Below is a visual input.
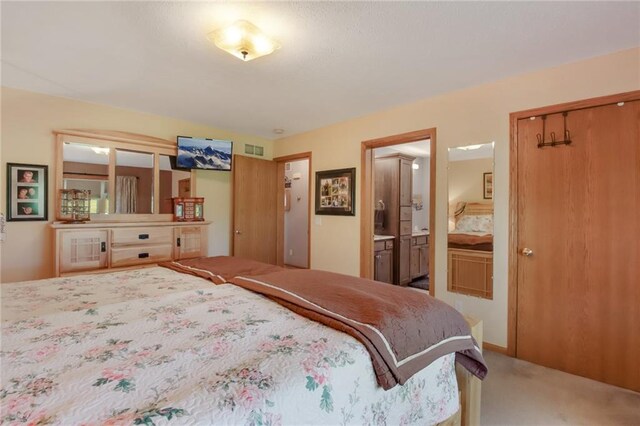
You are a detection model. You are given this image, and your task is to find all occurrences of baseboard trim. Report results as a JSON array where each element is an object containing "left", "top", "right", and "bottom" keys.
[{"left": 483, "top": 342, "right": 509, "bottom": 355}]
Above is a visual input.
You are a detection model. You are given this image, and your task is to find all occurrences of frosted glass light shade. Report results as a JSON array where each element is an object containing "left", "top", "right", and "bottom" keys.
[{"left": 208, "top": 20, "right": 280, "bottom": 62}]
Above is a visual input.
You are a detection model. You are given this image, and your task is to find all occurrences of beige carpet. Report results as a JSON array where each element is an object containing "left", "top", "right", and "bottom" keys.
[{"left": 481, "top": 351, "right": 640, "bottom": 425}]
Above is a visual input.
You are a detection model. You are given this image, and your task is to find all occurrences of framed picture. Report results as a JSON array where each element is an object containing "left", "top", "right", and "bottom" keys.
[
  {"left": 483, "top": 172, "right": 493, "bottom": 200},
  {"left": 315, "top": 168, "right": 356, "bottom": 216},
  {"left": 6, "top": 163, "right": 48, "bottom": 221}
]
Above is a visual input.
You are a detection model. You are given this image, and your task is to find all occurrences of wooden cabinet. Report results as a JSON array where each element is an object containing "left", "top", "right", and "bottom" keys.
[
  {"left": 398, "top": 236, "right": 412, "bottom": 284},
  {"left": 174, "top": 226, "right": 207, "bottom": 260},
  {"left": 59, "top": 229, "right": 108, "bottom": 273},
  {"left": 373, "top": 239, "right": 394, "bottom": 284},
  {"left": 410, "top": 235, "right": 429, "bottom": 280},
  {"left": 374, "top": 154, "right": 415, "bottom": 286},
  {"left": 52, "top": 222, "right": 209, "bottom": 276}
]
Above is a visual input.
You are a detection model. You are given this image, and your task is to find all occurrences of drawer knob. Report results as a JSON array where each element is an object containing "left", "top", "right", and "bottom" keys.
[
  {"left": 138, "top": 253, "right": 149, "bottom": 259},
  {"left": 138, "top": 234, "right": 149, "bottom": 240}
]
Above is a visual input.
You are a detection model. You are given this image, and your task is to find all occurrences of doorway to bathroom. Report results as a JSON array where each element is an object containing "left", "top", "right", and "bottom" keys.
[{"left": 360, "top": 129, "right": 436, "bottom": 295}]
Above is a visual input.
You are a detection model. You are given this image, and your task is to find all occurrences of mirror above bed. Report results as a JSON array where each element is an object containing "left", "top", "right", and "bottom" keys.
[{"left": 447, "top": 142, "right": 494, "bottom": 299}]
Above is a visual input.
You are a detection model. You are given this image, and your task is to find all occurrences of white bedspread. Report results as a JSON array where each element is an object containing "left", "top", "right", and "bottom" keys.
[{"left": 1, "top": 267, "right": 458, "bottom": 425}]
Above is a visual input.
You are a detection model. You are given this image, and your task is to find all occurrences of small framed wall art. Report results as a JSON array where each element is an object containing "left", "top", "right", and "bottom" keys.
[
  {"left": 6, "top": 163, "right": 48, "bottom": 221},
  {"left": 315, "top": 167, "right": 355, "bottom": 216},
  {"left": 483, "top": 172, "right": 493, "bottom": 200}
]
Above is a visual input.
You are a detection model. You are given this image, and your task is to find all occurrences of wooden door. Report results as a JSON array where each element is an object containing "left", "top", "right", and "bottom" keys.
[
  {"left": 374, "top": 249, "right": 393, "bottom": 284},
  {"left": 399, "top": 236, "right": 411, "bottom": 285},
  {"left": 178, "top": 178, "right": 191, "bottom": 197},
  {"left": 516, "top": 100, "right": 640, "bottom": 392},
  {"left": 410, "top": 243, "right": 420, "bottom": 279},
  {"left": 419, "top": 244, "right": 429, "bottom": 277},
  {"left": 232, "top": 155, "right": 278, "bottom": 264},
  {"left": 399, "top": 158, "right": 413, "bottom": 206},
  {"left": 175, "top": 226, "right": 205, "bottom": 260},
  {"left": 59, "top": 230, "right": 108, "bottom": 273}
]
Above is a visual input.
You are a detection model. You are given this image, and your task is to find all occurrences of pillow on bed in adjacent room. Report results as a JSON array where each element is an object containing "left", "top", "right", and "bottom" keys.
[{"left": 455, "top": 214, "right": 493, "bottom": 234}]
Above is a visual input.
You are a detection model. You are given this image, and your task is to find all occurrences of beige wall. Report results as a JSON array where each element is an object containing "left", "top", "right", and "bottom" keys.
[
  {"left": 273, "top": 47, "right": 640, "bottom": 347},
  {"left": 448, "top": 158, "right": 493, "bottom": 206},
  {"left": 0, "top": 87, "right": 273, "bottom": 283}
]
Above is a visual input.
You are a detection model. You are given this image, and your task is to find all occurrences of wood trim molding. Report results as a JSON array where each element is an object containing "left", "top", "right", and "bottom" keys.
[
  {"left": 360, "top": 128, "right": 436, "bottom": 297},
  {"left": 507, "top": 90, "right": 640, "bottom": 358},
  {"left": 274, "top": 152, "right": 312, "bottom": 269},
  {"left": 483, "top": 342, "right": 509, "bottom": 355},
  {"left": 428, "top": 129, "right": 437, "bottom": 298},
  {"left": 273, "top": 151, "right": 312, "bottom": 163},
  {"left": 509, "top": 90, "right": 640, "bottom": 121},
  {"left": 53, "top": 129, "right": 175, "bottom": 149}
]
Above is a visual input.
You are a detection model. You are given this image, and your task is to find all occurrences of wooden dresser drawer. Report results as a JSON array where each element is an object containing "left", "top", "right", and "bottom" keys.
[
  {"left": 111, "top": 244, "right": 173, "bottom": 268},
  {"left": 385, "top": 240, "right": 394, "bottom": 250},
  {"left": 111, "top": 227, "right": 173, "bottom": 246},
  {"left": 374, "top": 241, "right": 386, "bottom": 252},
  {"left": 413, "top": 235, "right": 428, "bottom": 246},
  {"left": 400, "top": 221, "right": 412, "bottom": 236}
]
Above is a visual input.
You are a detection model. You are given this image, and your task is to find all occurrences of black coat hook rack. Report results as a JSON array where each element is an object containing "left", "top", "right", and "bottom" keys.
[{"left": 536, "top": 112, "right": 572, "bottom": 148}]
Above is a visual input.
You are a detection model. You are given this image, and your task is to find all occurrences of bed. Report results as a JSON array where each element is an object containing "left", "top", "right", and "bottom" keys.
[
  {"left": 1, "top": 257, "right": 486, "bottom": 425},
  {"left": 448, "top": 203, "right": 494, "bottom": 299}
]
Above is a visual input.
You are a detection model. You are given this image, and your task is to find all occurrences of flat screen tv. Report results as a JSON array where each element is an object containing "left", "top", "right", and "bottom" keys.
[{"left": 177, "top": 136, "right": 233, "bottom": 171}]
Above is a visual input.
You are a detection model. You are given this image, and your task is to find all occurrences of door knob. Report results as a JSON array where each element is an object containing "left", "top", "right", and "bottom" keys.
[
  {"left": 522, "top": 248, "right": 534, "bottom": 257},
  {"left": 235, "top": 230, "right": 242, "bottom": 235}
]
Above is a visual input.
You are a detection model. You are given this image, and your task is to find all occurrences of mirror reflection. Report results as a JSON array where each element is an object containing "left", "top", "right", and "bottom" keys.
[
  {"left": 115, "top": 149, "right": 154, "bottom": 214},
  {"left": 447, "top": 142, "right": 494, "bottom": 299},
  {"left": 159, "top": 155, "right": 191, "bottom": 214},
  {"left": 62, "top": 143, "right": 110, "bottom": 214}
]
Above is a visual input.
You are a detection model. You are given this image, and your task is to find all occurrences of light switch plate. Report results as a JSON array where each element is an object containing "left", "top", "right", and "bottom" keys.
[{"left": 314, "top": 216, "right": 322, "bottom": 226}]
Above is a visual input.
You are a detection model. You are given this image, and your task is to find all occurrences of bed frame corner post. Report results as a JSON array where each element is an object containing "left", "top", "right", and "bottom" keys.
[{"left": 457, "top": 316, "right": 482, "bottom": 426}]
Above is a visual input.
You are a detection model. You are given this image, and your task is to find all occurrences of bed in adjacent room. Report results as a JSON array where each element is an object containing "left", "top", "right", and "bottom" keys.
[{"left": 1, "top": 257, "right": 485, "bottom": 425}]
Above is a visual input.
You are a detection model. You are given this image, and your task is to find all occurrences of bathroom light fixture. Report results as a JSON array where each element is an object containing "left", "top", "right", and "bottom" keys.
[
  {"left": 208, "top": 20, "right": 280, "bottom": 61},
  {"left": 412, "top": 163, "right": 420, "bottom": 170},
  {"left": 91, "top": 147, "right": 110, "bottom": 155}
]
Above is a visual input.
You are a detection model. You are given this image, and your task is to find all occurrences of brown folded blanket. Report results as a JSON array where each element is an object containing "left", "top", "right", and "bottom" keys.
[
  {"left": 229, "top": 269, "right": 487, "bottom": 390},
  {"left": 159, "top": 256, "right": 285, "bottom": 284}
]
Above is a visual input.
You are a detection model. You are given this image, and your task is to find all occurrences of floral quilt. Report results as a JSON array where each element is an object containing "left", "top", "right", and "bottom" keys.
[{"left": 1, "top": 267, "right": 459, "bottom": 425}]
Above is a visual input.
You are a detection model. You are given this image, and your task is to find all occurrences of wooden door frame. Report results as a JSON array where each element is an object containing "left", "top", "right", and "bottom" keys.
[
  {"left": 507, "top": 90, "right": 640, "bottom": 357},
  {"left": 274, "top": 152, "right": 313, "bottom": 268},
  {"left": 360, "top": 128, "right": 437, "bottom": 297}
]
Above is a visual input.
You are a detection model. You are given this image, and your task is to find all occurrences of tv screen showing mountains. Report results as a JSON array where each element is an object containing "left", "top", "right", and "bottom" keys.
[{"left": 177, "top": 137, "right": 233, "bottom": 170}]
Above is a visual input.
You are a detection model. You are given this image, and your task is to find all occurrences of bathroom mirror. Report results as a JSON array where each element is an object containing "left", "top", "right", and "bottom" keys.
[
  {"left": 447, "top": 142, "right": 494, "bottom": 299},
  {"left": 62, "top": 143, "right": 110, "bottom": 214}
]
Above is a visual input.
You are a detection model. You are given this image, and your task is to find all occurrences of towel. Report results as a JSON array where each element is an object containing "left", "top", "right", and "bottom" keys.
[{"left": 374, "top": 209, "right": 385, "bottom": 229}]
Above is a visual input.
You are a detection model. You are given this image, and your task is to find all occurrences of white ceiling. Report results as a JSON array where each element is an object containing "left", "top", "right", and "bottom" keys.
[
  {"left": 2, "top": 2, "right": 638, "bottom": 140},
  {"left": 375, "top": 140, "right": 430, "bottom": 159}
]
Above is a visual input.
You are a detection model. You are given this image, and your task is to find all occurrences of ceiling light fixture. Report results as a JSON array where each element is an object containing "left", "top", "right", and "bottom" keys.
[
  {"left": 273, "top": 128, "right": 285, "bottom": 135},
  {"left": 208, "top": 20, "right": 280, "bottom": 62},
  {"left": 412, "top": 163, "right": 420, "bottom": 170}
]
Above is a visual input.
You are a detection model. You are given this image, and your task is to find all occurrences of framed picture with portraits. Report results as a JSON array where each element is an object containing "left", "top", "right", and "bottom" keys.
[
  {"left": 6, "top": 163, "right": 48, "bottom": 221},
  {"left": 315, "top": 167, "right": 355, "bottom": 216}
]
